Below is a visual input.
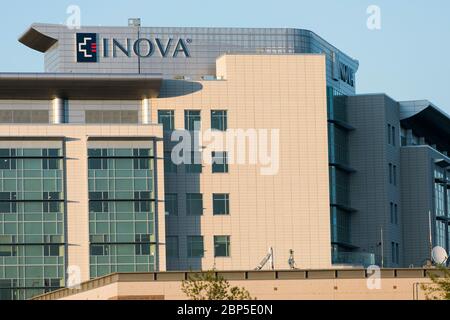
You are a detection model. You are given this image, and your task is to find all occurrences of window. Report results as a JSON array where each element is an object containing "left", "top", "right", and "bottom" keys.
[
  {"left": 391, "top": 242, "right": 400, "bottom": 264},
  {"left": 213, "top": 194, "right": 230, "bottom": 215},
  {"left": 394, "top": 204, "right": 398, "bottom": 225},
  {"left": 393, "top": 165, "right": 397, "bottom": 186},
  {"left": 214, "top": 236, "right": 230, "bottom": 257},
  {"left": 185, "top": 152, "right": 202, "bottom": 173},
  {"left": 391, "top": 242, "right": 396, "bottom": 264},
  {"left": 401, "top": 127, "right": 407, "bottom": 146},
  {"left": 165, "top": 194, "right": 178, "bottom": 216},
  {"left": 388, "top": 164, "right": 392, "bottom": 183},
  {"left": 392, "top": 126, "right": 396, "bottom": 146},
  {"left": 186, "top": 193, "right": 203, "bottom": 216},
  {"left": 0, "top": 245, "right": 16, "bottom": 257},
  {"left": 396, "top": 243, "right": 400, "bottom": 264},
  {"left": 185, "top": 110, "right": 201, "bottom": 131},
  {"left": 44, "top": 245, "right": 59, "bottom": 257},
  {"left": 158, "top": 110, "right": 175, "bottom": 131},
  {"left": 212, "top": 152, "right": 228, "bottom": 173},
  {"left": 42, "top": 158, "right": 59, "bottom": 170},
  {"left": 164, "top": 151, "right": 178, "bottom": 174},
  {"left": 90, "top": 245, "right": 109, "bottom": 256},
  {"left": 135, "top": 234, "right": 151, "bottom": 255},
  {"left": 211, "top": 110, "right": 227, "bottom": 131},
  {"left": 133, "top": 158, "right": 150, "bottom": 170},
  {"left": 89, "top": 158, "right": 108, "bottom": 170},
  {"left": 187, "top": 236, "right": 204, "bottom": 258},
  {"left": 166, "top": 236, "right": 179, "bottom": 258},
  {"left": 388, "top": 124, "right": 392, "bottom": 145},
  {"left": 390, "top": 202, "right": 394, "bottom": 224}
]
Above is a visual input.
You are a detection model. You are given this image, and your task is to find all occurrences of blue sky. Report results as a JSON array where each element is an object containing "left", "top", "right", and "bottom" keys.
[{"left": 2, "top": 0, "right": 450, "bottom": 112}]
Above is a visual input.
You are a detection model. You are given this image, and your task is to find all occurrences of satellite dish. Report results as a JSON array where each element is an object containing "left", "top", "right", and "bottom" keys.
[{"left": 431, "top": 246, "right": 448, "bottom": 265}]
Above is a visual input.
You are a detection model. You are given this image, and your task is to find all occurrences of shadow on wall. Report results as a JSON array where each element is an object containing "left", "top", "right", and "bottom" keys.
[
  {"left": 158, "top": 80, "right": 203, "bottom": 98},
  {"left": 163, "top": 134, "right": 203, "bottom": 272}
]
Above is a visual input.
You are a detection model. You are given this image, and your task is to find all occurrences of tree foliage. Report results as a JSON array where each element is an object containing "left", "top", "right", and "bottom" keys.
[
  {"left": 421, "top": 266, "right": 450, "bottom": 300},
  {"left": 181, "top": 270, "right": 253, "bottom": 300}
]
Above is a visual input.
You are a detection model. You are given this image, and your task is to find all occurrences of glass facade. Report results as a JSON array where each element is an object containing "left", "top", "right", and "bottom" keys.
[
  {"left": 88, "top": 148, "right": 157, "bottom": 278},
  {"left": 327, "top": 87, "right": 356, "bottom": 262},
  {"left": 0, "top": 148, "right": 65, "bottom": 300},
  {"left": 434, "top": 166, "right": 449, "bottom": 251}
]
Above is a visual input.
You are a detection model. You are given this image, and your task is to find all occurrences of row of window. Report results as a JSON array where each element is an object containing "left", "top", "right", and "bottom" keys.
[
  {"left": 165, "top": 193, "right": 230, "bottom": 216},
  {"left": 0, "top": 244, "right": 61, "bottom": 257},
  {"left": 166, "top": 235, "right": 231, "bottom": 258},
  {"left": 164, "top": 151, "right": 229, "bottom": 174},
  {"left": 158, "top": 110, "right": 228, "bottom": 131},
  {"left": 388, "top": 163, "right": 398, "bottom": 186}
]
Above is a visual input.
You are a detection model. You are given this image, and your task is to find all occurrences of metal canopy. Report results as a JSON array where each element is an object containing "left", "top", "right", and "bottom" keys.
[{"left": 0, "top": 73, "right": 163, "bottom": 100}]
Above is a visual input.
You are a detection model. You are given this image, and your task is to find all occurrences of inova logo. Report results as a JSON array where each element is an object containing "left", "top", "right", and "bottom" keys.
[
  {"left": 76, "top": 33, "right": 98, "bottom": 63},
  {"left": 76, "top": 33, "right": 191, "bottom": 63}
]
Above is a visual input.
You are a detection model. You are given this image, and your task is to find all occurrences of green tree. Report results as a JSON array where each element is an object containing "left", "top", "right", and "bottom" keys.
[
  {"left": 181, "top": 270, "right": 253, "bottom": 300},
  {"left": 421, "top": 266, "right": 450, "bottom": 300}
]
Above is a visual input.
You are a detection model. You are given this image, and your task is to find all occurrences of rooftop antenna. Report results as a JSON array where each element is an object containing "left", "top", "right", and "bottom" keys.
[{"left": 255, "top": 247, "right": 274, "bottom": 271}]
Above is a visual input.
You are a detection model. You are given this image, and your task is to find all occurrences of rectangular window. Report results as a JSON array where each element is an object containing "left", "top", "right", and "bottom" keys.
[
  {"left": 396, "top": 243, "right": 400, "bottom": 264},
  {"left": 44, "top": 245, "right": 60, "bottom": 257},
  {"left": 213, "top": 194, "right": 230, "bottom": 215},
  {"left": 391, "top": 242, "right": 395, "bottom": 264},
  {"left": 388, "top": 124, "right": 392, "bottom": 145},
  {"left": 394, "top": 204, "right": 398, "bottom": 225},
  {"left": 187, "top": 236, "right": 204, "bottom": 258},
  {"left": 401, "top": 127, "right": 407, "bottom": 146},
  {"left": 212, "top": 152, "right": 228, "bottom": 173},
  {"left": 135, "top": 234, "right": 151, "bottom": 255},
  {"left": 389, "top": 163, "right": 393, "bottom": 184},
  {"left": 390, "top": 202, "right": 394, "bottom": 224},
  {"left": 214, "top": 235, "right": 230, "bottom": 257},
  {"left": 211, "top": 110, "right": 227, "bottom": 131},
  {"left": 186, "top": 193, "right": 203, "bottom": 216},
  {"left": 158, "top": 110, "right": 175, "bottom": 131},
  {"left": 185, "top": 110, "right": 201, "bottom": 131},
  {"left": 164, "top": 151, "right": 178, "bottom": 174},
  {"left": 392, "top": 126, "right": 396, "bottom": 146},
  {"left": 165, "top": 194, "right": 178, "bottom": 216},
  {"left": 393, "top": 165, "right": 397, "bottom": 186},
  {"left": 90, "top": 245, "right": 109, "bottom": 256},
  {"left": 166, "top": 236, "right": 179, "bottom": 258}
]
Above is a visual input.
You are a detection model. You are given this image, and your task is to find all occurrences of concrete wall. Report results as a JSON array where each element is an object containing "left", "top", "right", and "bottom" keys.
[
  {"left": 154, "top": 55, "right": 332, "bottom": 271},
  {"left": 32, "top": 269, "right": 437, "bottom": 300},
  {"left": 346, "top": 94, "right": 402, "bottom": 267}
]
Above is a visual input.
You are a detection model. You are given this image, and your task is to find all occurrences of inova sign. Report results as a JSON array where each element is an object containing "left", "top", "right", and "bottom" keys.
[{"left": 76, "top": 33, "right": 191, "bottom": 63}]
